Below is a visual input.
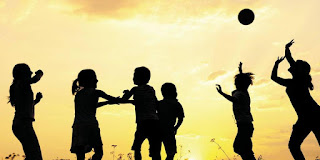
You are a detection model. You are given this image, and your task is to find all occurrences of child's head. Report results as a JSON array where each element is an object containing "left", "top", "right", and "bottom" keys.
[
  {"left": 234, "top": 72, "right": 254, "bottom": 90},
  {"left": 133, "top": 67, "right": 150, "bottom": 85},
  {"left": 289, "top": 60, "right": 311, "bottom": 77},
  {"left": 12, "top": 63, "right": 32, "bottom": 81},
  {"left": 161, "top": 83, "right": 177, "bottom": 99},
  {"left": 72, "top": 69, "right": 98, "bottom": 95},
  {"left": 288, "top": 60, "right": 313, "bottom": 90}
]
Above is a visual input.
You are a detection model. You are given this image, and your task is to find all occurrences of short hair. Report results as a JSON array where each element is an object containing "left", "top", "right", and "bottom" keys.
[
  {"left": 134, "top": 67, "right": 151, "bottom": 85},
  {"left": 234, "top": 72, "right": 254, "bottom": 89},
  {"left": 161, "top": 83, "right": 177, "bottom": 99}
]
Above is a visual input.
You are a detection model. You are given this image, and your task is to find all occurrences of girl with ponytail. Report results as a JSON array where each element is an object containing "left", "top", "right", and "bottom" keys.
[
  {"left": 271, "top": 40, "right": 320, "bottom": 159},
  {"left": 70, "top": 69, "right": 120, "bottom": 160},
  {"left": 9, "top": 63, "right": 44, "bottom": 160}
]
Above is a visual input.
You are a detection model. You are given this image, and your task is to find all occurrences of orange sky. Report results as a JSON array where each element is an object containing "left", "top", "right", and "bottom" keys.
[{"left": 1, "top": 0, "right": 320, "bottom": 159}]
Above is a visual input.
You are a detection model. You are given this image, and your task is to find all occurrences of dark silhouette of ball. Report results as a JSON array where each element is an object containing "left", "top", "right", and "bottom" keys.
[{"left": 238, "top": 9, "right": 255, "bottom": 25}]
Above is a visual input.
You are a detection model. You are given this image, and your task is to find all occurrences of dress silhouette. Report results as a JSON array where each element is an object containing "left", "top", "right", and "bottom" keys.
[{"left": 70, "top": 69, "right": 119, "bottom": 160}]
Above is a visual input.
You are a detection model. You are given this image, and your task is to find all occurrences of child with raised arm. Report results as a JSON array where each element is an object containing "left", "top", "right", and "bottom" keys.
[
  {"left": 9, "top": 63, "right": 44, "bottom": 160},
  {"left": 216, "top": 62, "right": 256, "bottom": 160},
  {"left": 158, "top": 83, "right": 184, "bottom": 160},
  {"left": 70, "top": 69, "right": 119, "bottom": 160},
  {"left": 271, "top": 40, "right": 320, "bottom": 160},
  {"left": 122, "top": 66, "right": 161, "bottom": 160}
]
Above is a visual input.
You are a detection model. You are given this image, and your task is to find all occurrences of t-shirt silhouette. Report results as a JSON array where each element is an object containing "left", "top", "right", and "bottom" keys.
[{"left": 232, "top": 90, "right": 253, "bottom": 123}]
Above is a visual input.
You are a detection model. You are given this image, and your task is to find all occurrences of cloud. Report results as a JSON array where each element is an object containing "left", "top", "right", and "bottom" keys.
[
  {"left": 52, "top": 0, "right": 266, "bottom": 22},
  {"left": 254, "top": 78, "right": 270, "bottom": 86},
  {"left": 0, "top": 0, "right": 38, "bottom": 24},
  {"left": 207, "top": 70, "right": 227, "bottom": 81}
]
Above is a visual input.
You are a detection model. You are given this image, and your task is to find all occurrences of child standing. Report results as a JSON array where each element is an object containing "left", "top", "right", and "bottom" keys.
[
  {"left": 71, "top": 69, "right": 119, "bottom": 160},
  {"left": 158, "top": 83, "right": 184, "bottom": 160},
  {"left": 216, "top": 62, "right": 256, "bottom": 160},
  {"left": 122, "top": 66, "right": 161, "bottom": 160},
  {"left": 9, "top": 63, "right": 44, "bottom": 160}
]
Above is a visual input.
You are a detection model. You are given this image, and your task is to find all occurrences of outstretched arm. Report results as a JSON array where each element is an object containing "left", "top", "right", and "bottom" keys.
[
  {"left": 97, "top": 100, "right": 135, "bottom": 108},
  {"left": 285, "top": 39, "right": 295, "bottom": 66},
  {"left": 30, "top": 70, "right": 43, "bottom": 84},
  {"left": 271, "top": 57, "right": 290, "bottom": 86},
  {"left": 216, "top": 84, "right": 237, "bottom": 103},
  {"left": 121, "top": 88, "right": 135, "bottom": 100}
]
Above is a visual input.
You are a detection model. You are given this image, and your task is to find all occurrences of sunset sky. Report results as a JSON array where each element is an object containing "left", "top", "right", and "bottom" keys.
[{"left": 1, "top": 0, "right": 320, "bottom": 159}]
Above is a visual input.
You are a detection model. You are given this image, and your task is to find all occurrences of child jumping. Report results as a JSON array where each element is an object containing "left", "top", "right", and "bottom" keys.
[
  {"left": 158, "top": 83, "right": 184, "bottom": 160},
  {"left": 122, "top": 66, "right": 161, "bottom": 160},
  {"left": 216, "top": 62, "right": 256, "bottom": 160},
  {"left": 70, "top": 69, "right": 119, "bottom": 160}
]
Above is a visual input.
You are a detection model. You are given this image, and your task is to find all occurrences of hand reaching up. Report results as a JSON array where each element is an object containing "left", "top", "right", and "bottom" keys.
[{"left": 286, "top": 39, "right": 294, "bottom": 48}]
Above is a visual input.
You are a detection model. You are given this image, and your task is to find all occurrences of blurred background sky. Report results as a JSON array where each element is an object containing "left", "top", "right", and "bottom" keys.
[{"left": 1, "top": 0, "right": 320, "bottom": 159}]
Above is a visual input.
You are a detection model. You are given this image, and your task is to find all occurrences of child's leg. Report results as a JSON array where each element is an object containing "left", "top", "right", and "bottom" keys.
[
  {"left": 76, "top": 153, "right": 85, "bottom": 160},
  {"left": 163, "top": 132, "right": 177, "bottom": 160},
  {"left": 92, "top": 145, "right": 103, "bottom": 160},
  {"left": 132, "top": 123, "right": 146, "bottom": 160},
  {"left": 289, "top": 120, "right": 311, "bottom": 160},
  {"left": 234, "top": 123, "right": 255, "bottom": 160},
  {"left": 134, "top": 150, "right": 142, "bottom": 160},
  {"left": 148, "top": 121, "right": 161, "bottom": 160},
  {"left": 12, "top": 120, "right": 42, "bottom": 160}
]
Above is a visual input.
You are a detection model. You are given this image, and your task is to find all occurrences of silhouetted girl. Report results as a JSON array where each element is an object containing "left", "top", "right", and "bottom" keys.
[
  {"left": 9, "top": 63, "right": 43, "bottom": 160},
  {"left": 271, "top": 40, "right": 320, "bottom": 160},
  {"left": 71, "top": 69, "right": 119, "bottom": 160}
]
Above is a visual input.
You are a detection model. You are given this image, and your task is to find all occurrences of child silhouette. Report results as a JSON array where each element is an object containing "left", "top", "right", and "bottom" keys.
[
  {"left": 158, "top": 83, "right": 184, "bottom": 160},
  {"left": 271, "top": 40, "right": 320, "bottom": 160},
  {"left": 70, "top": 69, "right": 119, "bottom": 160},
  {"left": 216, "top": 62, "right": 256, "bottom": 160},
  {"left": 9, "top": 63, "right": 44, "bottom": 160},
  {"left": 122, "top": 66, "right": 161, "bottom": 160}
]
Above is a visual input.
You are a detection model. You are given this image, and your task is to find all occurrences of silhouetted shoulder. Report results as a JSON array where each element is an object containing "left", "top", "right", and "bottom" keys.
[{"left": 158, "top": 99, "right": 184, "bottom": 118}]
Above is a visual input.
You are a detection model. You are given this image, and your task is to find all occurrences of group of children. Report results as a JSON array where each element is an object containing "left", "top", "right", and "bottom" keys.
[
  {"left": 8, "top": 40, "right": 320, "bottom": 160},
  {"left": 9, "top": 66, "right": 184, "bottom": 160}
]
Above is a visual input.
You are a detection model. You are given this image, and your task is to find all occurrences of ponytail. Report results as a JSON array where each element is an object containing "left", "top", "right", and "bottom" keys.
[
  {"left": 308, "top": 75, "right": 314, "bottom": 90},
  {"left": 8, "top": 80, "right": 16, "bottom": 106},
  {"left": 72, "top": 79, "right": 80, "bottom": 95}
]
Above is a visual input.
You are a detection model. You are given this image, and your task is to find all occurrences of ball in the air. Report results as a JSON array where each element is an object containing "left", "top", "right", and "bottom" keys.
[{"left": 238, "top": 9, "right": 255, "bottom": 25}]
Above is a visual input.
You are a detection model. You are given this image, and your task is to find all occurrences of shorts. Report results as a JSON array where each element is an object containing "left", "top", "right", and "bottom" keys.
[
  {"left": 131, "top": 120, "right": 161, "bottom": 157},
  {"left": 161, "top": 130, "right": 177, "bottom": 155},
  {"left": 70, "top": 124, "right": 103, "bottom": 153}
]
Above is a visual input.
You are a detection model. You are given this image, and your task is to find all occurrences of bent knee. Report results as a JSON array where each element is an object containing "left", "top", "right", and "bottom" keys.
[{"left": 288, "top": 140, "right": 301, "bottom": 151}]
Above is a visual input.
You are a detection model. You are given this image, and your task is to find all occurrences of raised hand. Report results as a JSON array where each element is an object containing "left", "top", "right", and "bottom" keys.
[
  {"left": 35, "top": 70, "right": 43, "bottom": 75},
  {"left": 239, "top": 62, "right": 243, "bottom": 74},
  {"left": 286, "top": 39, "right": 294, "bottom": 48},
  {"left": 216, "top": 84, "right": 223, "bottom": 94},
  {"left": 36, "top": 92, "right": 43, "bottom": 100},
  {"left": 275, "top": 56, "right": 285, "bottom": 64}
]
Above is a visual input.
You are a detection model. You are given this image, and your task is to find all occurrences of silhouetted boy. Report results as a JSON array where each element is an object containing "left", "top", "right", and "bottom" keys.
[
  {"left": 216, "top": 62, "right": 256, "bottom": 160},
  {"left": 122, "top": 67, "right": 161, "bottom": 160},
  {"left": 158, "top": 83, "right": 184, "bottom": 160}
]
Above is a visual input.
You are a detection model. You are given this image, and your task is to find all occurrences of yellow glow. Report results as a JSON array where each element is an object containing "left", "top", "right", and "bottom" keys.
[{"left": 0, "top": 1, "right": 320, "bottom": 160}]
